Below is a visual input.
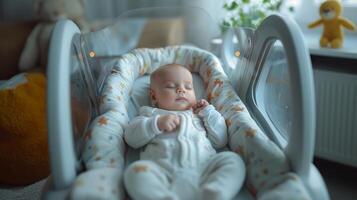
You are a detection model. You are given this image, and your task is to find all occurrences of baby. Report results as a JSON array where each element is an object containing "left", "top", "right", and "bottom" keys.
[{"left": 123, "top": 64, "right": 245, "bottom": 200}]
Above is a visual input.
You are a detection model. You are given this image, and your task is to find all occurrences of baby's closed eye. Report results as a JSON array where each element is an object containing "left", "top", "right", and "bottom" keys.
[
  {"left": 165, "top": 83, "right": 176, "bottom": 88},
  {"left": 185, "top": 83, "right": 193, "bottom": 90}
]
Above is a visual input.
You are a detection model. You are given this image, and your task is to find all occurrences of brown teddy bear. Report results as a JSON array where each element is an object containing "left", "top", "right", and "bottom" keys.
[
  {"left": 308, "top": 0, "right": 356, "bottom": 48},
  {"left": 18, "top": 0, "right": 89, "bottom": 72}
]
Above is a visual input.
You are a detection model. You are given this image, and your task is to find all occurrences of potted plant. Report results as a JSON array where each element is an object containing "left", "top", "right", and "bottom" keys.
[{"left": 220, "top": 0, "right": 289, "bottom": 32}]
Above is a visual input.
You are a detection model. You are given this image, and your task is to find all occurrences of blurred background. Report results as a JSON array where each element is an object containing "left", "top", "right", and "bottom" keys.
[
  {"left": 0, "top": 0, "right": 225, "bottom": 22},
  {"left": 0, "top": 1, "right": 356, "bottom": 199}
]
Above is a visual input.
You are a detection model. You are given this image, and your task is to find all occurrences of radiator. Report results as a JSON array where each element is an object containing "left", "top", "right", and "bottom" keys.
[{"left": 314, "top": 69, "right": 357, "bottom": 167}]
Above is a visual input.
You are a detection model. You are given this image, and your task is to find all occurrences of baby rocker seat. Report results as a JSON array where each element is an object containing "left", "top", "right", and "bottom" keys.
[{"left": 43, "top": 6, "right": 329, "bottom": 200}]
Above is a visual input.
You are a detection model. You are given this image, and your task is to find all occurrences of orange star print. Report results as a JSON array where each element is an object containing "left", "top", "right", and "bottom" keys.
[{"left": 98, "top": 116, "right": 108, "bottom": 126}]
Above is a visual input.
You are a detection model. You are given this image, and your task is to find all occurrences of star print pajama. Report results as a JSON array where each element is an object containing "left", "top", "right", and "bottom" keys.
[{"left": 123, "top": 106, "right": 246, "bottom": 200}]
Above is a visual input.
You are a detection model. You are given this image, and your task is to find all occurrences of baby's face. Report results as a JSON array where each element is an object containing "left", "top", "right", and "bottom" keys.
[{"left": 151, "top": 65, "right": 196, "bottom": 111}]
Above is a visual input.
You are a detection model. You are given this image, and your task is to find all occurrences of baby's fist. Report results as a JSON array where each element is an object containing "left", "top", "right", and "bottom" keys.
[
  {"left": 193, "top": 99, "right": 209, "bottom": 114},
  {"left": 157, "top": 114, "right": 180, "bottom": 132}
]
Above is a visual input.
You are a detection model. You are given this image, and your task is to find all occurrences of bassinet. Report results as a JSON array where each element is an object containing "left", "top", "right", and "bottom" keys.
[{"left": 44, "top": 7, "right": 329, "bottom": 200}]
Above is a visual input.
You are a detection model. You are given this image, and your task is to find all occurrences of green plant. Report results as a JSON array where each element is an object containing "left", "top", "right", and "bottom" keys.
[{"left": 221, "top": 0, "right": 287, "bottom": 32}]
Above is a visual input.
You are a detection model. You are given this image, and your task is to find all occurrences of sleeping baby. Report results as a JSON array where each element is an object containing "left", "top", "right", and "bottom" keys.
[{"left": 123, "top": 64, "right": 245, "bottom": 200}]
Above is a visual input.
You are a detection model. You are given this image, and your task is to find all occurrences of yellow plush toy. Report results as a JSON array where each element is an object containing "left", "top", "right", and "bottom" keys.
[
  {"left": 308, "top": 0, "right": 356, "bottom": 48},
  {"left": 0, "top": 73, "right": 49, "bottom": 186}
]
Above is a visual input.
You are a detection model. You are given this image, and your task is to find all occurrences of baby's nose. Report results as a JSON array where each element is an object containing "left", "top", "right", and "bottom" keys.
[{"left": 176, "top": 87, "right": 185, "bottom": 94}]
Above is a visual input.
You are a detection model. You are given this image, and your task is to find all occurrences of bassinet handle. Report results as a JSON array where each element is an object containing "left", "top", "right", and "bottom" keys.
[
  {"left": 245, "top": 14, "right": 328, "bottom": 200},
  {"left": 47, "top": 20, "right": 80, "bottom": 190},
  {"left": 250, "top": 13, "right": 314, "bottom": 178}
]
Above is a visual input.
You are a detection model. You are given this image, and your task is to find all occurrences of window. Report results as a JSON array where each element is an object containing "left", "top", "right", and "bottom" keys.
[{"left": 291, "top": 0, "right": 357, "bottom": 28}]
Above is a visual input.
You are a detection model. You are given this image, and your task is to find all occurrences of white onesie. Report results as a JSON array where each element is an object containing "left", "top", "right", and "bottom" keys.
[{"left": 124, "top": 105, "right": 245, "bottom": 200}]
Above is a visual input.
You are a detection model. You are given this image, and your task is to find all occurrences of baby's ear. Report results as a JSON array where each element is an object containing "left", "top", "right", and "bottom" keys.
[
  {"left": 149, "top": 88, "right": 156, "bottom": 102},
  {"left": 149, "top": 88, "right": 158, "bottom": 107}
]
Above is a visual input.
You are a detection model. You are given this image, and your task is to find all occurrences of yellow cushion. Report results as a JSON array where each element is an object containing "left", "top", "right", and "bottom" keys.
[{"left": 0, "top": 72, "right": 49, "bottom": 186}]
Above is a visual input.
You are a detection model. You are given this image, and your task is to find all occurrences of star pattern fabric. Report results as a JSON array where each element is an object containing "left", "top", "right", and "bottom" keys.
[{"left": 71, "top": 46, "right": 311, "bottom": 200}]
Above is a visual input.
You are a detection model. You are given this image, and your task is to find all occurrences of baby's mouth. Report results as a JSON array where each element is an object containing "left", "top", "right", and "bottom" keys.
[{"left": 176, "top": 97, "right": 188, "bottom": 102}]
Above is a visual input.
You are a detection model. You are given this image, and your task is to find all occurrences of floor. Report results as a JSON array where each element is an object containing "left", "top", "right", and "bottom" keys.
[{"left": 314, "top": 158, "right": 357, "bottom": 200}]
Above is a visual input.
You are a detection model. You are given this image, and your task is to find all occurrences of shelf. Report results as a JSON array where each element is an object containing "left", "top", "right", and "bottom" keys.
[{"left": 303, "top": 31, "right": 357, "bottom": 59}]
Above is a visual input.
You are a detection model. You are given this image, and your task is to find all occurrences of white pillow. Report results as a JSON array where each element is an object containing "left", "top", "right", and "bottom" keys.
[{"left": 128, "top": 73, "right": 207, "bottom": 119}]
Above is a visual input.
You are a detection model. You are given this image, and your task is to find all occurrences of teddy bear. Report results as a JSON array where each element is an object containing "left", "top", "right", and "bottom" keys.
[
  {"left": 18, "top": 0, "right": 89, "bottom": 72},
  {"left": 308, "top": 0, "right": 356, "bottom": 48}
]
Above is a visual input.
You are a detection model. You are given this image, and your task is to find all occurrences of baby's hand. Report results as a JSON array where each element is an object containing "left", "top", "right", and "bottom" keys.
[
  {"left": 157, "top": 114, "right": 180, "bottom": 132},
  {"left": 193, "top": 99, "right": 209, "bottom": 114}
]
